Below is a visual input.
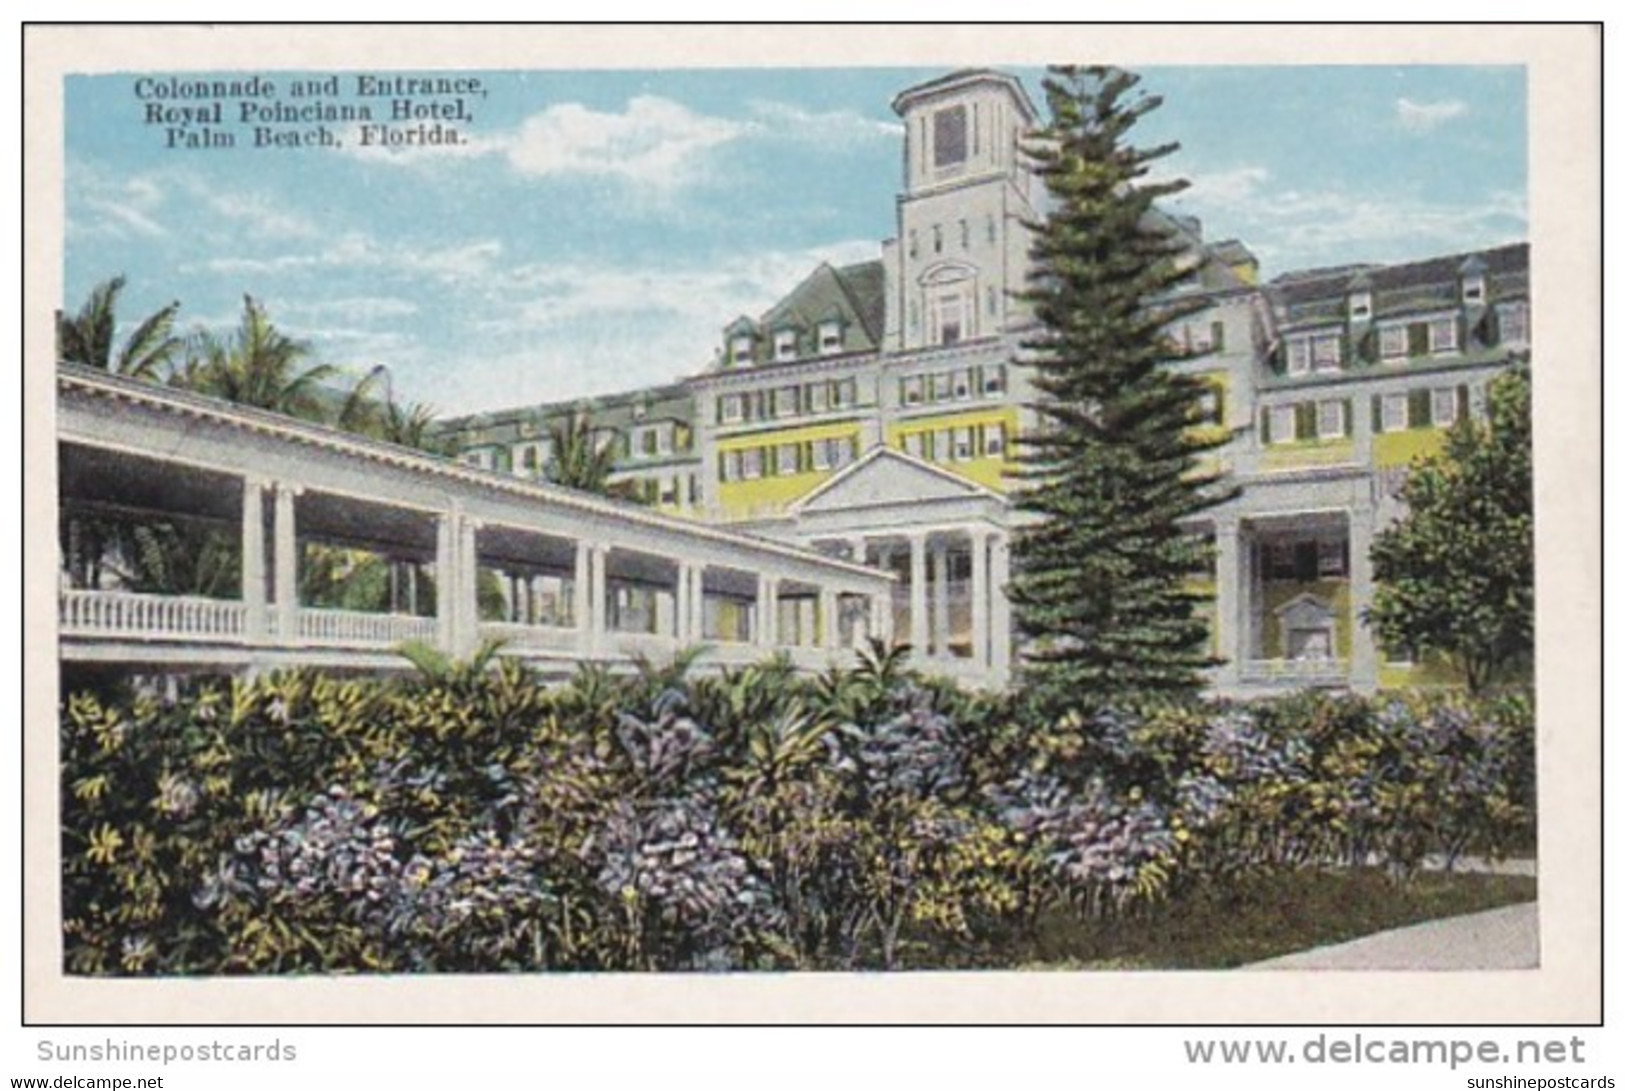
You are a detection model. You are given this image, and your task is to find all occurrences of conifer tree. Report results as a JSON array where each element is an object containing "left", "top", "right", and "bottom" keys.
[{"left": 1009, "top": 66, "right": 1234, "bottom": 701}]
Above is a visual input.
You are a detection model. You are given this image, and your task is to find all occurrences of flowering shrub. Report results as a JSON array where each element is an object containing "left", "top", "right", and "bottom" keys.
[{"left": 60, "top": 651, "right": 1534, "bottom": 975}]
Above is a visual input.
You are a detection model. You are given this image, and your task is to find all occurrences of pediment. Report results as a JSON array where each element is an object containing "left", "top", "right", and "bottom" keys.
[{"left": 793, "top": 447, "right": 997, "bottom": 515}]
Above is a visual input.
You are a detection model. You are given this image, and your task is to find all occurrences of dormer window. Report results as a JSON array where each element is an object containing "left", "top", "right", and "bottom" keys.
[
  {"left": 1500, "top": 301, "right": 1530, "bottom": 346},
  {"left": 1462, "top": 277, "right": 1486, "bottom": 304},
  {"left": 933, "top": 105, "right": 968, "bottom": 168},
  {"left": 1379, "top": 325, "right": 1408, "bottom": 361},
  {"left": 773, "top": 328, "right": 798, "bottom": 362},
  {"left": 730, "top": 334, "right": 755, "bottom": 367},
  {"left": 1349, "top": 292, "right": 1372, "bottom": 321},
  {"left": 818, "top": 319, "right": 843, "bottom": 355},
  {"left": 1311, "top": 334, "right": 1342, "bottom": 372}
]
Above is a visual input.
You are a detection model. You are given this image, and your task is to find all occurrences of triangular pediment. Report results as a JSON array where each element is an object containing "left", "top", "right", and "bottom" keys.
[{"left": 793, "top": 447, "right": 998, "bottom": 515}]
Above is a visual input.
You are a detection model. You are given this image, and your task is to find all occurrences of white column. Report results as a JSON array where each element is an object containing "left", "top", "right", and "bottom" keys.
[
  {"left": 820, "top": 587, "right": 839, "bottom": 649},
  {"left": 848, "top": 536, "right": 867, "bottom": 565},
  {"left": 591, "top": 545, "right": 610, "bottom": 644},
  {"left": 989, "top": 532, "right": 1012, "bottom": 682},
  {"left": 1348, "top": 508, "right": 1378, "bottom": 693},
  {"left": 1214, "top": 518, "right": 1241, "bottom": 687},
  {"left": 241, "top": 477, "right": 267, "bottom": 642},
  {"left": 873, "top": 587, "right": 894, "bottom": 645},
  {"left": 757, "top": 576, "right": 777, "bottom": 647},
  {"left": 273, "top": 483, "right": 299, "bottom": 642},
  {"left": 457, "top": 515, "right": 479, "bottom": 657},
  {"left": 676, "top": 566, "right": 694, "bottom": 642},
  {"left": 572, "top": 540, "right": 592, "bottom": 638},
  {"left": 970, "top": 529, "right": 990, "bottom": 667},
  {"left": 930, "top": 542, "right": 950, "bottom": 658},
  {"left": 908, "top": 532, "right": 928, "bottom": 655},
  {"left": 689, "top": 565, "right": 707, "bottom": 642},
  {"left": 435, "top": 513, "right": 455, "bottom": 652}
]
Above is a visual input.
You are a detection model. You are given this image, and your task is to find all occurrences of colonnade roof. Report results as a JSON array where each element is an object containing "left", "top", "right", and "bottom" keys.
[{"left": 56, "top": 365, "right": 891, "bottom": 584}]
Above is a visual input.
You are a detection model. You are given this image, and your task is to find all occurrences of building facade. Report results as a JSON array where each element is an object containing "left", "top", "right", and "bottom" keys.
[{"left": 438, "top": 68, "right": 1531, "bottom": 695}]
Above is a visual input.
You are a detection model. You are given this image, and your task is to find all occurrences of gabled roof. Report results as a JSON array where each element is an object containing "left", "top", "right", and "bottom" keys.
[
  {"left": 790, "top": 445, "right": 1004, "bottom": 516},
  {"left": 750, "top": 258, "right": 885, "bottom": 357}
]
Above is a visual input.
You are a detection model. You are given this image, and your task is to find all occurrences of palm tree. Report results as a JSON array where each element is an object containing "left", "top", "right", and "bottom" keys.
[
  {"left": 179, "top": 295, "right": 336, "bottom": 421},
  {"left": 543, "top": 410, "right": 624, "bottom": 496},
  {"left": 57, "top": 275, "right": 181, "bottom": 380}
]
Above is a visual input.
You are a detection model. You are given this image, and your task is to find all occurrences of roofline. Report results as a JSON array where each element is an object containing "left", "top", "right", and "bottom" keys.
[
  {"left": 890, "top": 68, "right": 1039, "bottom": 122},
  {"left": 56, "top": 365, "right": 890, "bottom": 582},
  {"left": 787, "top": 443, "right": 1007, "bottom": 515}
]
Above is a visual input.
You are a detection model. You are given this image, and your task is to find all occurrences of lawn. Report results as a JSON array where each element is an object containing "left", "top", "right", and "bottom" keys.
[{"left": 916, "top": 868, "right": 1537, "bottom": 970}]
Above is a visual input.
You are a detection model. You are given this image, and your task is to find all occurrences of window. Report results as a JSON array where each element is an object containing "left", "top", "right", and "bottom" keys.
[
  {"left": 660, "top": 478, "right": 678, "bottom": 505},
  {"left": 1462, "top": 277, "right": 1485, "bottom": 304},
  {"left": 807, "top": 382, "right": 828, "bottom": 414},
  {"left": 730, "top": 335, "right": 754, "bottom": 367},
  {"left": 773, "top": 386, "right": 798, "bottom": 419},
  {"left": 1431, "top": 387, "right": 1459, "bottom": 427},
  {"left": 959, "top": 219, "right": 970, "bottom": 249},
  {"left": 932, "top": 292, "right": 965, "bottom": 346},
  {"left": 1197, "top": 385, "right": 1224, "bottom": 427},
  {"left": 776, "top": 443, "right": 800, "bottom": 476},
  {"left": 901, "top": 376, "right": 924, "bottom": 407},
  {"left": 720, "top": 450, "right": 740, "bottom": 482},
  {"left": 740, "top": 448, "right": 763, "bottom": 480},
  {"left": 637, "top": 427, "right": 658, "bottom": 457},
  {"left": 953, "top": 369, "right": 971, "bottom": 399},
  {"left": 1500, "top": 301, "right": 1530, "bottom": 346},
  {"left": 908, "top": 229, "right": 918, "bottom": 259},
  {"left": 934, "top": 429, "right": 952, "bottom": 462},
  {"left": 933, "top": 105, "right": 968, "bottom": 167},
  {"left": 461, "top": 449, "right": 494, "bottom": 470},
  {"left": 1379, "top": 325, "right": 1408, "bottom": 361},
  {"left": 1318, "top": 538, "right": 1347, "bottom": 577},
  {"left": 818, "top": 320, "right": 842, "bottom": 355},
  {"left": 1311, "top": 333, "right": 1342, "bottom": 372},
  {"left": 833, "top": 378, "right": 856, "bottom": 409},
  {"left": 982, "top": 364, "right": 1006, "bottom": 395},
  {"left": 1429, "top": 317, "right": 1458, "bottom": 355},
  {"left": 984, "top": 423, "right": 1007, "bottom": 457},
  {"left": 932, "top": 224, "right": 943, "bottom": 254},
  {"left": 811, "top": 438, "right": 833, "bottom": 471},
  {"left": 773, "top": 329, "right": 798, "bottom": 362},
  {"left": 1349, "top": 294, "right": 1372, "bottom": 321},
  {"left": 903, "top": 432, "right": 926, "bottom": 458},
  {"left": 514, "top": 442, "right": 542, "bottom": 475},
  {"left": 1267, "top": 404, "right": 1297, "bottom": 444},
  {"left": 986, "top": 286, "right": 999, "bottom": 318},
  {"left": 1380, "top": 392, "right": 1409, "bottom": 432},
  {"left": 953, "top": 427, "right": 974, "bottom": 461},
  {"left": 1286, "top": 339, "right": 1311, "bottom": 376},
  {"left": 931, "top": 372, "right": 953, "bottom": 402},
  {"left": 1316, "top": 400, "right": 1346, "bottom": 439}
]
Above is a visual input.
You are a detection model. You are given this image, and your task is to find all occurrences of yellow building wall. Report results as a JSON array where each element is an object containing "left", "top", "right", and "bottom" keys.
[
  {"left": 716, "top": 420, "right": 864, "bottom": 519},
  {"left": 885, "top": 406, "right": 1020, "bottom": 493},
  {"left": 1373, "top": 428, "right": 1447, "bottom": 469},
  {"left": 1259, "top": 437, "right": 1357, "bottom": 472}
]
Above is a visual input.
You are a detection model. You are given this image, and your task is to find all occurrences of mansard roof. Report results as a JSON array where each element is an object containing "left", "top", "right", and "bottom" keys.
[{"left": 1266, "top": 242, "right": 1529, "bottom": 327}]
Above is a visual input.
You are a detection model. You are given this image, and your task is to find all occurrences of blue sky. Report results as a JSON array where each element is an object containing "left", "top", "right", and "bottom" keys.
[{"left": 63, "top": 65, "right": 1528, "bottom": 415}]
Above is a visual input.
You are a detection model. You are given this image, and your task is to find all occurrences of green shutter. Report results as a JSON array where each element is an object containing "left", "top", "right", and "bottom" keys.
[
  {"left": 1408, "top": 322, "right": 1428, "bottom": 357},
  {"left": 1409, "top": 388, "right": 1432, "bottom": 428},
  {"left": 1343, "top": 399, "right": 1354, "bottom": 437},
  {"left": 1260, "top": 406, "right": 1271, "bottom": 444},
  {"left": 1211, "top": 320, "right": 1225, "bottom": 352},
  {"left": 1371, "top": 394, "right": 1383, "bottom": 433},
  {"left": 1457, "top": 384, "right": 1470, "bottom": 422}
]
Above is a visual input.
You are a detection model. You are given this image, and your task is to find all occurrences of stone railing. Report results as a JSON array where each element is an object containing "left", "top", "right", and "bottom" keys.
[
  {"left": 60, "top": 590, "right": 246, "bottom": 640},
  {"left": 296, "top": 608, "right": 438, "bottom": 646}
]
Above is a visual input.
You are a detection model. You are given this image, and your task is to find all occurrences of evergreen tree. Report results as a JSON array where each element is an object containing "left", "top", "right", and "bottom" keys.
[
  {"left": 1366, "top": 364, "right": 1533, "bottom": 693},
  {"left": 1009, "top": 66, "right": 1234, "bottom": 701}
]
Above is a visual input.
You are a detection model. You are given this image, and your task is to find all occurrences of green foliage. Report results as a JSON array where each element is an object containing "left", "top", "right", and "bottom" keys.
[
  {"left": 1367, "top": 364, "right": 1534, "bottom": 692},
  {"left": 1010, "top": 66, "right": 1234, "bottom": 701},
  {"left": 62, "top": 651, "right": 1534, "bottom": 976},
  {"left": 542, "top": 410, "right": 627, "bottom": 498},
  {"left": 57, "top": 275, "right": 182, "bottom": 379}
]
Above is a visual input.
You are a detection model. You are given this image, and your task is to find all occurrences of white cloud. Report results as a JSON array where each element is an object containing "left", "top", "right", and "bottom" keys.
[
  {"left": 1187, "top": 165, "right": 1271, "bottom": 207},
  {"left": 191, "top": 233, "right": 502, "bottom": 283},
  {"left": 503, "top": 95, "right": 744, "bottom": 187},
  {"left": 744, "top": 100, "right": 905, "bottom": 147},
  {"left": 1396, "top": 97, "right": 1469, "bottom": 133},
  {"left": 194, "top": 189, "right": 318, "bottom": 240},
  {"left": 69, "top": 170, "right": 168, "bottom": 239}
]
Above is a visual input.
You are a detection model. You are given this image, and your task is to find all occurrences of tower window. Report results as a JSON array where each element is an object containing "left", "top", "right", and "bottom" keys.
[{"left": 933, "top": 105, "right": 968, "bottom": 167}]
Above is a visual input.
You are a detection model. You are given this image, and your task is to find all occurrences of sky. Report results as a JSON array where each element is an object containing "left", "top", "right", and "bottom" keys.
[{"left": 63, "top": 65, "right": 1528, "bottom": 416}]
